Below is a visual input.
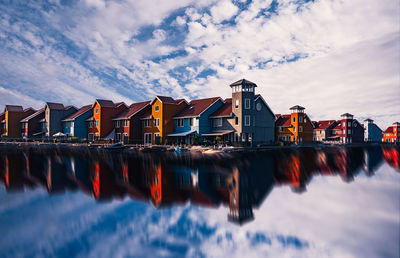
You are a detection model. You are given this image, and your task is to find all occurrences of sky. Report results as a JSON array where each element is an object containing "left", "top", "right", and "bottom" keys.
[{"left": 0, "top": 0, "right": 399, "bottom": 129}]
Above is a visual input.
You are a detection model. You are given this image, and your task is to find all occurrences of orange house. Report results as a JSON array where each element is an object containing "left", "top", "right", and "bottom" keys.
[
  {"left": 275, "top": 105, "right": 314, "bottom": 143},
  {"left": 2, "top": 105, "right": 35, "bottom": 138},
  {"left": 0, "top": 111, "right": 5, "bottom": 136},
  {"left": 382, "top": 122, "right": 400, "bottom": 143},
  {"left": 142, "top": 96, "right": 188, "bottom": 144},
  {"left": 87, "top": 99, "right": 127, "bottom": 140}
]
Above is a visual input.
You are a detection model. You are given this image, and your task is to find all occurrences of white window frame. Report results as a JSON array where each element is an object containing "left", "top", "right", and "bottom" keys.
[
  {"left": 155, "top": 105, "right": 159, "bottom": 112},
  {"left": 177, "top": 118, "right": 184, "bottom": 127},
  {"left": 235, "top": 99, "right": 239, "bottom": 109},
  {"left": 348, "top": 129, "right": 351, "bottom": 134},
  {"left": 124, "top": 120, "right": 129, "bottom": 127},
  {"left": 154, "top": 118, "right": 160, "bottom": 127},
  {"left": 245, "top": 99, "right": 251, "bottom": 109},
  {"left": 115, "top": 120, "right": 120, "bottom": 128},
  {"left": 116, "top": 133, "right": 121, "bottom": 141},
  {"left": 95, "top": 108, "right": 99, "bottom": 114},
  {"left": 214, "top": 118, "right": 222, "bottom": 127},
  {"left": 244, "top": 115, "right": 251, "bottom": 126},
  {"left": 144, "top": 119, "right": 150, "bottom": 127}
]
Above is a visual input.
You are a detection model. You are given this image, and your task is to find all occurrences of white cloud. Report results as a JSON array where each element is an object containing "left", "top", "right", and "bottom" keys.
[{"left": 210, "top": 0, "right": 239, "bottom": 23}]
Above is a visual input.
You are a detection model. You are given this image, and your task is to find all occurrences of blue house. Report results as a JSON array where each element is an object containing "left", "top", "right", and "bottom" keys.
[
  {"left": 168, "top": 97, "right": 223, "bottom": 144},
  {"left": 363, "top": 119, "right": 382, "bottom": 142},
  {"left": 62, "top": 105, "right": 92, "bottom": 139}
]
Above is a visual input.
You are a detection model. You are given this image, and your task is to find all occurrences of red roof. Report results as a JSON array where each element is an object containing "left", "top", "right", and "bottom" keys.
[
  {"left": 46, "top": 102, "right": 65, "bottom": 110},
  {"left": 63, "top": 105, "right": 92, "bottom": 121},
  {"left": 314, "top": 120, "right": 336, "bottom": 130},
  {"left": 174, "top": 97, "right": 221, "bottom": 118},
  {"left": 20, "top": 108, "right": 45, "bottom": 122},
  {"left": 275, "top": 115, "right": 291, "bottom": 127},
  {"left": 333, "top": 120, "right": 345, "bottom": 130},
  {"left": 209, "top": 98, "right": 232, "bottom": 118},
  {"left": 174, "top": 98, "right": 187, "bottom": 105},
  {"left": 114, "top": 101, "right": 150, "bottom": 120},
  {"left": 154, "top": 96, "right": 176, "bottom": 104},
  {"left": 384, "top": 126, "right": 394, "bottom": 134},
  {"left": 140, "top": 109, "right": 152, "bottom": 119},
  {"left": 95, "top": 99, "right": 115, "bottom": 108},
  {"left": 5, "top": 105, "right": 23, "bottom": 112}
]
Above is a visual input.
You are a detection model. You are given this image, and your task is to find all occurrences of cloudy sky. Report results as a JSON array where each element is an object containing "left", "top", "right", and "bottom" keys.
[{"left": 0, "top": 0, "right": 399, "bottom": 128}]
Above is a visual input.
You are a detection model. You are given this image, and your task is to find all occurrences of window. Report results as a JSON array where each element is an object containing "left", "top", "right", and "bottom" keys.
[
  {"left": 177, "top": 118, "right": 184, "bottom": 127},
  {"left": 89, "top": 121, "right": 92, "bottom": 128},
  {"left": 348, "top": 122, "right": 351, "bottom": 127},
  {"left": 214, "top": 118, "right": 222, "bottom": 127},
  {"left": 95, "top": 120, "right": 99, "bottom": 127},
  {"left": 235, "top": 99, "right": 239, "bottom": 108},
  {"left": 189, "top": 118, "right": 194, "bottom": 126},
  {"left": 144, "top": 119, "right": 150, "bottom": 127},
  {"left": 95, "top": 108, "right": 99, "bottom": 114},
  {"left": 245, "top": 99, "right": 251, "bottom": 109},
  {"left": 299, "top": 116, "right": 303, "bottom": 123},
  {"left": 245, "top": 115, "right": 250, "bottom": 126},
  {"left": 154, "top": 118, "right": 160, "bottom": 127},
  {"left": 343, "top": 122, "right": 345, "bottom": 127},
  {"left": 249, "top": 86, "right": 253, "bottom": 92},
  {"left": 235, "top": 117, "right": 239, "bottom": 125},
  {"left": 304, "top": 118, "right": 307, "bottom": 123},
  {"left": 71, "top": 122, "right": 74, "bottom": 128},
  {"left": 293, "top": 127, "right": 296, "bottom": 132},
  {"left": 293, "top": 117, "right": 296, "bottom": 123},
  {"left": 123, "top": 120, "right": 129, "bottom": 127},
  {"left": 115, "top": 120, "right": 120, "bottom": 128},
  {"left": 155, "top": 105, "right": 159, "bottom": 112},
  {"left": 348, "top": 129, "right": 351, "bottom": 134},
  {"left": 279, "top": 127, "right": 283, "bottom": 132},
  {"left": 299, "top": 126, "right": 303, "bottom": 132}
]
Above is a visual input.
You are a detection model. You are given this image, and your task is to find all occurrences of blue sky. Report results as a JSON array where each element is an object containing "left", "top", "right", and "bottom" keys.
[{"left": 0, "top": 0, "right": 399, "bottom": 128}]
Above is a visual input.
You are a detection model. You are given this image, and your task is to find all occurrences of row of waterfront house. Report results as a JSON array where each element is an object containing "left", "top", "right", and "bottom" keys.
[{"left": 0, "top": 79, "right": 399, "bottom": 145}]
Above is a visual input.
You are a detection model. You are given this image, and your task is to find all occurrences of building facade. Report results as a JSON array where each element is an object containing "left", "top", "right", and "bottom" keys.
[
  {"left": 20, "top": 108, "right": 45, "bottom": 138},
  {"left": 363, "top": 119, "right": 382, "bottom": 142},
  {"left": 142, "top": 96, "right": 188, "bottom": 145},
  {"left": 382, "top": 122, "right": 400, "bottom": 143},
  {"left": 62, "top": 105, "right": 93, "bottom": 139},
  {"left": 331, "top": 113, "right": 364, "bottom": 144},
  {"left": 113, "top": 101, "right": 151, "bottom": 144},
  {"left": 1, "top": 105, "right": 35, "bottom": 138},
  {"left": 275, "top": 105, "right": 313, "bottom": 143},
  {"left": 313, "top": 120, "right": 338, "bottom": 142},
  {"left": 43, "top": 103, "right": 77, "bottom": 138},
  {"left": 87, "top": 99, "right": 127, "bottom": 141}
]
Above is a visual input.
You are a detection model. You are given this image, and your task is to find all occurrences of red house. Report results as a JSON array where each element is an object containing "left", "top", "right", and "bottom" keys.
[
  {"left": 112, "top": 101, "right": 151, "bottom": 144},
  {"left": 87, "top": 99, "right": 127, "bottom": 141},
  {"left": 382, "top": 122, "right": 400, "bottom": 143},
  {"left": 20, "top": 108, "right": 45, "bottom": 138},
  {"left": 331, "top": 113, "right": 364, "bottom": 143}
]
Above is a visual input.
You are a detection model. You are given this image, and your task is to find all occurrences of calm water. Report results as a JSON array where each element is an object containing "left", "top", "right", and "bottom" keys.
[{"left": 0, "top": 145, "right": 399, "bottom": 258}]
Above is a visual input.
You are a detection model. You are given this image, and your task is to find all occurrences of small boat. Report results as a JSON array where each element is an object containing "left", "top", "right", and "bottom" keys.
[{"left": 104, "top": 143, "right": 126, "bottom": 150}]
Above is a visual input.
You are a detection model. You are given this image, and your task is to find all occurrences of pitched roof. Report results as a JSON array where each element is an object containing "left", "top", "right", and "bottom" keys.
[
  {"left": 364, "top": 118, "right": 374, "bottom": 122},
  {"left": 140, "top": 109, "right": 152, "bottom": 119},
  {"left": 5, "top": 105, "right": 23, "bottom": 112},
  {"left": 62, "top": 105, "right": 92, "bottom": 121},
  {"left": 289, "top": 105, "right": 305, "bottom": 110},
  {"left": 95, "top": 99, "right": 115, "bottom": 108},
  {"left": 174, "top": 97, "right": 221, "bottom": 118},
  {"left": 114, "top": 101, "right": 150, "bottom": 120},
  {"left": 384, "top": 126, "right": 394, "bottom": 134},
  {"left": 23, "top": 107, "right": 35, "bottom": 113},
  {"left": 314, "top": 120, "right": 337, "bottom": 130},
  {"left": 174, "top": 98, "right": 188, "bottom": 105},
  {"left": 20, "top": 108, "right": 45, "bottom": 122},
  {"left": 230, "top": 79, "right": 257, "bottom": 87},
  {"left": 333, "top": 120, "right": 344, "bottom": 130},
  {"left": 275, "top": 115, "right": 292, "bottom": 127},
  {"left": 46, "top": 102, "right": 65, "bottom": 110},
  {"left": 209, "top": 98, "right": 232, "bottom": 118},
  {"left": 341, "top": 113, "right": 353, "bottom": 117}
]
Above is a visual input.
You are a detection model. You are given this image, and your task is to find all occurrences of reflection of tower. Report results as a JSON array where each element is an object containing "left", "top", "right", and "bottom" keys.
[{"left": 227, "top": 167, "right": 254, "bottom": 225}]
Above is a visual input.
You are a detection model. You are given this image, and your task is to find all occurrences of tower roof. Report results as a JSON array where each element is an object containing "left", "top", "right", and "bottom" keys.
[
  {"left": 229, "top": 79, "right": 257, "bottom": 87},
  {"left": 289, "top": 105, "right": 305, "bottom": 110}
]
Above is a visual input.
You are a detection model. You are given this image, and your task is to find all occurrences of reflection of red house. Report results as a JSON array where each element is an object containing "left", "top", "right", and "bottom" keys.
[
  {"left": 383, "top": 147, "right": 400, "bottom": 171},
  {"left": 316, "top": 150, "right": 336, "bottom": 176},
  {"left": 3, "top": 153, "right": 33, "bottom": 191},
  {"left": 90, "top": 160, "right": 126, "bottom": 200}
]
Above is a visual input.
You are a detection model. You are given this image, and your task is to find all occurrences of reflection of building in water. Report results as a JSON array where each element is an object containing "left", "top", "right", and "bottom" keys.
[
  {"left": 382, "top": 147, "right": 400, "bottom": 171},
  {"left": 333, "top": 147, "right": 363, "bottom": 182},
  {"left": 362, "top": 146, "right": 383, "bottom": 176},
  {"left": 45, "top": 155, "right": 76, "bottom": 193},
  {"left": 316, "top": 149, "right": 337, "bottom": 176},
  {"left": 1, "top": 153, "right": 33, "bottom": 191},
  {"left": 90, "top": 159, "right": 125, "bottom": 201}
]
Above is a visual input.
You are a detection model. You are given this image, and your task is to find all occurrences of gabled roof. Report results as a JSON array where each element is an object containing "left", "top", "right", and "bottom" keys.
[
  {"left": 62, "top": 105, "right": 92, "bottom": 121},
  {"left": 20, "top": 108, "right": 45, "bottom": 122},
  {"left": 5, "top": 105, "right": 23, "bottom": 112},
  {"left": 140, "top": 109, "right": 152, "bottom": 120},
  {"left": 384, "top": 126, "right": 394, "bottom": 134},
  {"left": 115, "top": 102, "right": 127, "bottom": 108},
  {"left": 150, "top": 95, "right": 176, "bottom": 105},
  {"left": 254, "top": 94, "right": 275, "bottom": 117},
  {"left": 174, "top": 98, "right": 189, "bottom": 105},
  {"left": 230, "top": 79, "right": 257, "bottom": 87},
  {"left": 46, "top": 102, "right": 65, "bottom": 110},
  {"left": 364, "top": 118, "right": 374, "bottom": 122},
  {"left": 174, "top": 97, "right": 221, "bottom": 118},
  {"left": 275, "top": 115, "right": 292, "bottom": 127},
  {"left": 94, "top": 99, "right": 115, "bottom": 108},
  {"left": 209, "top": 98, "right": 232, "bottom": 118},
  {"left": 113, "top": 101, "right": 150, "bottom": 120},
  {"left": 23, "top": 107, "right": 35, "bottom": 113},
  {"left": 314, "top": 120, "right": 337, "bottom": 130},
  {"left": 289, "top": 105, "right": 305, "bottom": 110}
]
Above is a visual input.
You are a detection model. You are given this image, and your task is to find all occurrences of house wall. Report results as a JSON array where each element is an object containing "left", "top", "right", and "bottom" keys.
[
  {"left": 129, "top": 106, "right": 151, "bottom": 144},
  {"left": 27, "top": 112, "right": 45, "bottom": 137},
  {"left": 199, "top": 99, "right": 223, "bottom": 135},
  {"left": 47, "top": 107, "right": 77, "bottom": 137},
  {"left": 0, "top": 113, "right": 5, "bottom": 136},
  {"left": 73, "top": 109, "right": 93, "bottom": 139},
  {"left": 253, "top": 98, "right": 275, "bottom": 143},
  {"left": 364, "top": 123, "right": 382, "bottom": 142},
  {"left": 275, "top": 125, "right": 293, "bottom": 142},
  {"left": 6, "top": 109, "right": 35, "bottom": 138}
]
